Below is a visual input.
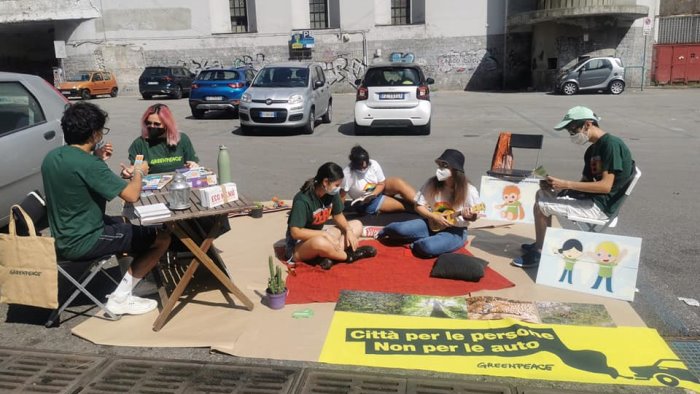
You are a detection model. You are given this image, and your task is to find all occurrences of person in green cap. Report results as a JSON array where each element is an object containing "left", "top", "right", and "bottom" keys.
[{"left": 512, "top": 106, "right": 634, "bottom": 268}]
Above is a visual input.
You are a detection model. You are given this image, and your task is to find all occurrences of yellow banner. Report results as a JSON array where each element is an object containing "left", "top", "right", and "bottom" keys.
[{"left": 320, "top": 312, "right": 700, "bottom": 391}]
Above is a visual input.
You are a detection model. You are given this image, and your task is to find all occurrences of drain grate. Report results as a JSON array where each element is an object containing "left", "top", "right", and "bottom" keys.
[
  {"left": 297, "top": 369, "right": 514, "bottom": 394},
  {"left": 0, "top": 348, "right": 106, "bottom": 394},
  {"left": 669, "top": 340, "right": 700, "bottom": 379},
  {"left": 82, "top": 358, "right": 301, "bottom": 393}
]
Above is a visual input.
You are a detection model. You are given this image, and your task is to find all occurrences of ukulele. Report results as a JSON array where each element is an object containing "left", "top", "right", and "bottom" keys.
[{"left": 429, "top": 202, "right": 486, "bottom": 232}]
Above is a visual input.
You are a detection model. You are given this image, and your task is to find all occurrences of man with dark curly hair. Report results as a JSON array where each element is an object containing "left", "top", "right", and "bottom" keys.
[{"left": 41, "top": 102, "right": 170, "bottom": 316}]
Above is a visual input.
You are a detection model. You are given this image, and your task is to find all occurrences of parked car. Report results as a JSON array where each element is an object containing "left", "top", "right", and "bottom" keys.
[
  {"left": 239, "top": 62, "right": 332, "bottom": 134},
  {"left": 58, "top": 71, "right": 118, "bottom": 100},
  {"left": 188, "top": 66, "right": 255, "bottom": 119},
  {"left": 139, "top": 66, "right": 195, "bottom": 100},
  {"left": 0, "top": 72, "right": 67, "bottom": 228},
  {"left": 554, "top": 56, "right": 625, "bottom": 95},
  {"left": 354, "top": 62, "right": 434, "bottom": 135}
]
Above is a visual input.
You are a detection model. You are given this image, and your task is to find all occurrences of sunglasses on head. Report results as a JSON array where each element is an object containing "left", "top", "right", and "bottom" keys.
[{"left": 151, "top": 103, "right": 167, "bottom": 112}]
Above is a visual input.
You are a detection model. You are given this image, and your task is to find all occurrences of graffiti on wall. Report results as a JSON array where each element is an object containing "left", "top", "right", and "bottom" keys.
[
  {"left": 232, "top": 53, "right": 266, "bottom": 70},
  {"left": 321, "top": 54, "right": 366, "bottom": 87},
  {"left": 437, "top": 49, "right": 498, "bottom": 73},
  {"left": 176, "top": 53, "right": 266, "bottom": 74},
  {"left": 389, "top": 52, "right": 415, "bottom": 63}
]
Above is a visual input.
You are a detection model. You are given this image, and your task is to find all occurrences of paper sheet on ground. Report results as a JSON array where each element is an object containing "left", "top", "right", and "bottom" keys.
[{"left": 72, "top": 212, "right": 645, "bottom": 360}]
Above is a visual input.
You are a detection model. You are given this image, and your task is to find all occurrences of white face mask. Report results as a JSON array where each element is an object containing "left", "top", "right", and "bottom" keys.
[
  {"left": 436, "top": 168, "right": 452, "bottom": 181},
  {"left": 570, "top": 129, "right": 589, "bottom": 145},
  {"left": 326, "top": 185, "right": 341, "bottom": 195}
]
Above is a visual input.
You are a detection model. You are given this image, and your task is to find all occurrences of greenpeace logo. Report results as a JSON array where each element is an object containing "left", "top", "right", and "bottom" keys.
[
  {"left": 477, "top": 362, "right": 553, "bottom": 371},
  {"left": 9, "top": 269, "right": 42, "bottom": 277}
]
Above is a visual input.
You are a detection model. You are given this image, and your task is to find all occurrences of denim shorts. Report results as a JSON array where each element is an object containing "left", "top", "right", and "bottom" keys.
[{"left": 355, "top": 195, "right": 385, "bottom": 215}]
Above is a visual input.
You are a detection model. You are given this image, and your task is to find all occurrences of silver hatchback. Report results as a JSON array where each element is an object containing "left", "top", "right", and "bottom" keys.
[
  {"left": 554, "top": 56, "right": 626, "bottom": 95},
  {"left": 0, "top": 72, "right": 66, "bottom": 228},
  {"left": 238, "top": 63, "right": 332, "bottom": 134}
]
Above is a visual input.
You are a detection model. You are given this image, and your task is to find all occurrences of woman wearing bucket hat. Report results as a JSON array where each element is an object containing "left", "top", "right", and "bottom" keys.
[
  {"left": 375, "top": 149, "right": 483, "bottom": 258},
  {"left": 513, "top": 106, "right": 634, "bottom": 269}
]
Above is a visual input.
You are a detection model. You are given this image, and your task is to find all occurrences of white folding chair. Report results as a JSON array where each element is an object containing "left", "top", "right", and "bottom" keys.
[{"left": 567, "top": 165, "right": 641, "bottom": 233}]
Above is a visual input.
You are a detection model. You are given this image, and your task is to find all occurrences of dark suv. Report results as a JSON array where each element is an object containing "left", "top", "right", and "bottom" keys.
[
  {"left": 188, "top": 67, "right": 255, "bottom": 119},
  {"left": 139, "top": 66, "right": 195, "bottom": 99}
]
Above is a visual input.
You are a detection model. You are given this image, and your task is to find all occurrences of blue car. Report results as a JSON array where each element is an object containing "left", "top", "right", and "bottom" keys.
[{"left": 188, "top": 67, "right": 255, "bottom": 119}]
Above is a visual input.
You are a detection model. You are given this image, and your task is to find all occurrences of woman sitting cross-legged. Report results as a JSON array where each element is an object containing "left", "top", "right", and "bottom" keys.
[
  {"left": 340, "top": 145, "right": 416, "bottom": 215},
  {"left": 376, "top": 149, "right": 482, "bottom": 258},
  {"left": 285, "top": 162, "right": 378, "bottom": 270}
]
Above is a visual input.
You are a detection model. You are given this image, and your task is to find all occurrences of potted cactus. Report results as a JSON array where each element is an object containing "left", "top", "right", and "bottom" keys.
[{"left": 265, "top": 256, "right": 288, "bottom": 309}]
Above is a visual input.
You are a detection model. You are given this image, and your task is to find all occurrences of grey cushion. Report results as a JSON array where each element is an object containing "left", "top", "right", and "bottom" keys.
[{"left": 430, "top": 253, "right": 489, "bottom": 282}]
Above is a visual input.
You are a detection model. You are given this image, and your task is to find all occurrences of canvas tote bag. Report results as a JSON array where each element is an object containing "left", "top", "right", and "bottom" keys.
[{"left": 0, "top": 205, "right": 58, "bottom": 308}]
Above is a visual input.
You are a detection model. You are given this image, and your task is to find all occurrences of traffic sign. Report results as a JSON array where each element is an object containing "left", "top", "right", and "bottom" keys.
[{"left": 643, "top": 17, "right": 653, "bottom": 36}]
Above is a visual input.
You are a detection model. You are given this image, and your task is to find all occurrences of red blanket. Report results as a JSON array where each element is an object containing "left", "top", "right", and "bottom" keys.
[{"left": 284, "top": 240, "right": 514, "bottom": 304}]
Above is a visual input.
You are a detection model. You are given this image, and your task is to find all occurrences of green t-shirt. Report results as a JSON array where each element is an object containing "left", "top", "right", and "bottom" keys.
[
  {"left": 597, "top": 264, "right": 614, "bottom": 278},
  {"left": 563, "top": 257, "right": 577, "bottom": 271},
  {"left": 128, "top": 133, "right": 199, "bottom": 174},
  {"left": 287, "top": 188, "right": 344, "bottom": 231},
  {"left": 583, "top": 133, "right": 633, "bottom": 216},
  {"left": 41, "top": 146, "right": 128, "bottom": 260}
]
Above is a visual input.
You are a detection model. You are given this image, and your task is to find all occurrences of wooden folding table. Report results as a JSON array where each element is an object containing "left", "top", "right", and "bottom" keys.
[{"left": 125, "top": 189, "right": 255, "bottom": 331}]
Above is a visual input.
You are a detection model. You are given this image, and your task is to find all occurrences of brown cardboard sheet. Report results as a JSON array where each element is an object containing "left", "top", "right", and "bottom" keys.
[{"left": 72, "top": 212, "right": 644, "bottom": 360}]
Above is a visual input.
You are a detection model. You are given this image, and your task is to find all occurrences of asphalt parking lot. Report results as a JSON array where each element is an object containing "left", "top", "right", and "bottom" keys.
[{"left": 1, "top": 87, "right": 698, "bottom": 393}]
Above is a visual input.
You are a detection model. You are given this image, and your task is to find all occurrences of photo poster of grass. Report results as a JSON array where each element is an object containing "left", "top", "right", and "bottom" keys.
[
  {"left": 535, "top": 301, "right": 615, "bottom": 327},
  {"left": 335, "top": 291, "right": 615, "bottom": 327},
  {"left": 536, "top": 227, "right": 642, "bottom": 301},
  {"left": 478, "top": 176, "right": 540, "bottom": 224},
  {"left": 335, "top": 291, "right": 468, "bottom": 320}
]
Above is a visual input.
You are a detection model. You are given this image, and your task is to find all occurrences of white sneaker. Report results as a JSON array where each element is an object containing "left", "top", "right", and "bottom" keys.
[
  {"left": 105, "top": 294, "right": 158, "bottom": 315},
  {"left": 361, "top": 226, "right": 383, "bottom": 239}
]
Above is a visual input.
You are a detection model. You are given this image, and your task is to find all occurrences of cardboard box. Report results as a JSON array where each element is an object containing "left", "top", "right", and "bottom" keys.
[{"left": 198, "top": 183, "right": 238, "bottom": 208}]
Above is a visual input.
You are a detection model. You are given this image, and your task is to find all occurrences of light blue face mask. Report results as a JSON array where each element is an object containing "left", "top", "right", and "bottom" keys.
[{"left": 327, "top": 185, "right": 341, "bottom": 195}]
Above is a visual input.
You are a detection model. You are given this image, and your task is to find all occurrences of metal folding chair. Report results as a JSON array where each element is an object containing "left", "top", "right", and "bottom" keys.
[
  {"left": 567, "top": 165, "right": 642, "bottom": 233},
  {"left": 10, "top": 192, "right": 121, "bottom": 326}
]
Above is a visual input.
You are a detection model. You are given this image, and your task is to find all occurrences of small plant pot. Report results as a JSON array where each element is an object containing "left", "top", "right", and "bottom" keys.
[
  {"left": 250, "top": 207, "right": 263, "bottom": 218},
  {"left": 265, "top": 288, "right": 288, "bottom": 310}
]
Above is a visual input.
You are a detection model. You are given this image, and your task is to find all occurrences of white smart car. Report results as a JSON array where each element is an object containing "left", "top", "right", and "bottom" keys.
[{"left": 354, "top": 63, "right": 434, "bottom": 135}]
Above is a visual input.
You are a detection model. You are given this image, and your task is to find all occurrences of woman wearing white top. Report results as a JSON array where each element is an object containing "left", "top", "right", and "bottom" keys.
[
  {"left": 340, "top": 145, "right": 416, "bottom": 214},
  {"left": 376, "top": 149, "right": 482, "bottom": 258}
]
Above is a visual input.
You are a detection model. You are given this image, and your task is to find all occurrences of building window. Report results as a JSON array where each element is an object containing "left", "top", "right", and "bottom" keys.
[
  {"left": 391, "top": 0, "right": 410, "bottom": 25},
  {"left": 309, "top": 0, "right": 328, "bottom": 29},
  {"left": 230, "top": 0, "right": 248, "bottom": 32}
]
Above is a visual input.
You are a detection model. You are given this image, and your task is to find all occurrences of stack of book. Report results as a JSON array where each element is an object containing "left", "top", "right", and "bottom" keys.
[
  {"left": 176, "top": 168, "right": 218, "bottom": 188},
  {"left": 134, "top": 203, "right": 172, "bottom": 222}
]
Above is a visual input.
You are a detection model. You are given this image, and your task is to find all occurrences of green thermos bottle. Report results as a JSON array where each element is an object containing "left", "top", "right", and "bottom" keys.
[{"left": 217, "top": 145, "right": 231, "bottom": 184}]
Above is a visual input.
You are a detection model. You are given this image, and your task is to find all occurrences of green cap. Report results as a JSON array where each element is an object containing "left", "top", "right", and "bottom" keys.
[{"left": 554, "top": 106, "right": 600, "bottom": 130}]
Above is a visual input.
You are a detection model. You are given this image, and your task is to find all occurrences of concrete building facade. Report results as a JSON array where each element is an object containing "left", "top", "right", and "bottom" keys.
[{"left": 0, "top": 0, "right": 656, "bottom": 94}]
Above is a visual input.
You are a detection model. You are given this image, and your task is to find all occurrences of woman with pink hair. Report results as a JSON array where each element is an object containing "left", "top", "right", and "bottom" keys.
[{"left": 121, "top": 103, "right": 199, "bottom": 177}]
